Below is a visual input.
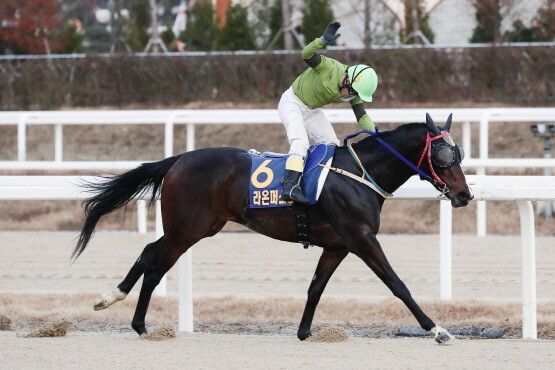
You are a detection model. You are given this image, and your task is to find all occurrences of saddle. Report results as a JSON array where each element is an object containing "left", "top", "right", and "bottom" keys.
[{"left": 247, "top": 144, "right": 335, "bottom": 208}]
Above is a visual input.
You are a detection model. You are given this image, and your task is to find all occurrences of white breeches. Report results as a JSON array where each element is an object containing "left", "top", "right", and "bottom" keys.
[{"left": 278, "top": 87, "right": 340, "bottom": 159}]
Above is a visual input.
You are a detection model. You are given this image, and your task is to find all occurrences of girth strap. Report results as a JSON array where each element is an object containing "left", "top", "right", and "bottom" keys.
[{"left": 294, "top": 205, "right": 311, "bottom": 249}]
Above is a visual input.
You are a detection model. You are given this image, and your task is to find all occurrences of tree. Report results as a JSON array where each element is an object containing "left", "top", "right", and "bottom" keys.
[
  {"left": 83, "top": 25, "right": 112, "bottom": 53},
  {"left": 246, "top": 0, "right": 274, "bottom": 49},
  {"left": 533, "top": 0, "right": 555, "bottom": 41},
  {"left": 160, "top": 27, "right": 176, "bottom": 49},
  {"left": 183, "top": 0, "right": 218, "bottom": 51},
  {"left": 470, "top": 0, "right": 502, "bottom": 42},
  {"left": 218, "top": 4, "right": 256, "bottom": 50},
  {"left": 504, "top": 20, "right": 538, "bottom": 42},
  {"left": 0, "top": 0, "right": 61, "bottom": 54},
  {"left": 362, "top": 0, "right": 398, "bottom": 46},
  {"left": 302, "top": 0, "right": 334, "bottom": 45},
  {"left": 55, "top": 22, "right": 85, "bottom": 54},
  {"left": 469, "top": 0, "right": 517, "bottom": 43},
  {"left": 403, "top": 0, "right": 434, "bottom": 44},
  {"left": 504, "top": 0, "right": 554, "bottom": 42},
  {"left": 268, "top": 0, "right": 284, "bottom": 49},
  {"left": 127, "top": 0, "right": 151, "bottom": 51}
]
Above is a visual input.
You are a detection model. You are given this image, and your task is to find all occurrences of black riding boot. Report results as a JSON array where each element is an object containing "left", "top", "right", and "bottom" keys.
[{"left": 281, "top": 170, "right": 310, "bottom": 205}]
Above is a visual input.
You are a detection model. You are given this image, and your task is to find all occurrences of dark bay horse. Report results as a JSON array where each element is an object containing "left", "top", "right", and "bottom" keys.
[{"left": 74, "top": 113, "right": 472, "bottom": 344}]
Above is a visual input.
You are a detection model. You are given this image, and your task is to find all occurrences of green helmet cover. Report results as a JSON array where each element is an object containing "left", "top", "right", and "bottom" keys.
[{"left": 347, "top": 64, "right": 378, "bottom": 102}]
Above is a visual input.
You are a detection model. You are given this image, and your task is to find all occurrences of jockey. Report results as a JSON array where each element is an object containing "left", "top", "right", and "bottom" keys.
[{"left": 279, "top": 21, "right": 378, "bottom": 204}]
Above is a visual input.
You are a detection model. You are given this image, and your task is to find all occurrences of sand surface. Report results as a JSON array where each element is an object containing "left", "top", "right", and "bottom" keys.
[
  {"left": 1, "top": 231, "right": 555, "bottom": 369},
  {"left": 2, "top": 331, "right": 555, "bottom": 370},
  {"left": 1, "top": 231, "right": 555, "bottom": 300}
]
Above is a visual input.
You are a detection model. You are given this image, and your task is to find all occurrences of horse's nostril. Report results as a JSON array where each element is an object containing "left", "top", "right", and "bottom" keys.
[{"left": 458, "top": 191, "right": 472, "bottom": 203}]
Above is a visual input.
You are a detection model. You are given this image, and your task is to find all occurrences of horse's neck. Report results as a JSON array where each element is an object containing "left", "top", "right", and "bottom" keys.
[{"left": 353, "top": 127, "right": 426, "bottom": 194}]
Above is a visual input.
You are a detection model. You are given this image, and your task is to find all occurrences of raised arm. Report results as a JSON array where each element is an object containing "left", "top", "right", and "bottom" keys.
[
  {"left": 351, "top": 101, "right": 375, "bottom": 131},
  {"left": 302, "top": 21, "right": 341, "bottom": 68}
]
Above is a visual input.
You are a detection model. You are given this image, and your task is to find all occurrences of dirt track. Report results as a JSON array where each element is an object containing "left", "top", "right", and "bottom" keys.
[
  {"left": 1, "top": 231, "right": 555, "bottom": 300},
  {"left": 2, "top": 331, "right": 555, "bottom": 369},
  {"left": 1, "top": 231, "right": 555, "bottom": 369}
]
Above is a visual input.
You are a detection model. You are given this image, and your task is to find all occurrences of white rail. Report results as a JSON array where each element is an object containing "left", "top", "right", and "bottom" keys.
[
  {"left": 1, "top": 174, "right": 553, "bottom": 339},
  {"left": 1, "top": 108, "right": 554, "bottom": 164},
  {"left": 2, "top": 108, "right": 554, "bottom": 237}
]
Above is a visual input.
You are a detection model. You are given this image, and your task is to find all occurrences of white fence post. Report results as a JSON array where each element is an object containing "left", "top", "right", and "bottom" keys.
[
  {"left": 179, "top": 248, "right": 194, "bottom": 332},
  {"left": 517, "top": 200, "right": 537, "bottom": 339},
  {"left": 186, "top": 123, "right": 195, "bottom": 153},
  {"left": 178, "top": 121, "right": 195, "bottom": 332},
  {"left": 462, "top": 121, "right": 471, "bottom": 158},
  {"left": 54, "top": 124, "right": 63, "bottom": 162},
  {"left": 476, "top": 112, "right": 491, "bottom": 236},
  {"left": 137, "top": 200, "right": 147, "bottom": 234},
  {"left": 164, "top": 113, "right": 175, "bottom": 158},
  {"left": 440, "top": 200, "right": 452, "bottom": 300},
  {"left": 152, "top": 112, "right": 176, "bottom": 297},
  {"left": 153, "top": 200, "right": 166, "bottom": 296},
  {"left": 17, "top": 114, "right": 29, "bottom": 161}
]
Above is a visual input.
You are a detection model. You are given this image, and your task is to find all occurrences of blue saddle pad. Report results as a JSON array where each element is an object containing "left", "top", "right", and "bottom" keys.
[{"left": 248, "top": 144, "right": 335, "bottom": 208}]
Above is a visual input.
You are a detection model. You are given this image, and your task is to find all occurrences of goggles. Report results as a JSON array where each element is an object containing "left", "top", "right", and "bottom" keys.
[
  {"left": 340, "top": 75, "right": 358, "bottom": 101},
  {"left": 431, "top": 142, "right": 465, "bottom": 168}
]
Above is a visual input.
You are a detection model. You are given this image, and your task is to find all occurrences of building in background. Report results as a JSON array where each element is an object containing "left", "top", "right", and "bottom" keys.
[
  {"left": 429, "top": 0, "right": 546, "bottom": 45},
  {"left": 209, "top": 0, "right": 548, "bottom": 47}
]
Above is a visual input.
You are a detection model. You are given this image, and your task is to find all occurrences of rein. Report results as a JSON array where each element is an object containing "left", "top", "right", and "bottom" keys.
[{"left": 338, "top": 129, "right": 452, "bottom": 198}]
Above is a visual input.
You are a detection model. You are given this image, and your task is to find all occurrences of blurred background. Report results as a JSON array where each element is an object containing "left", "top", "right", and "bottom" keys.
[{"left": 0, "top": 0, "right": 553, "bottom": 109}]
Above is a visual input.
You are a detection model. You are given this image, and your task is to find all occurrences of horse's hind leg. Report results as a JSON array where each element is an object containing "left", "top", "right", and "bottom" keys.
[
  {"left": 297, "top": 248, "right": 349, "bottom": 340},
  {"left": 352, "top": 234, "right": 454, "bottom": 344},
  {"left": 130, "top": 235, "right": 199, "bottom": 335},
  {"left": 93, "top": 238, "right": 162, "bottom": 311}
]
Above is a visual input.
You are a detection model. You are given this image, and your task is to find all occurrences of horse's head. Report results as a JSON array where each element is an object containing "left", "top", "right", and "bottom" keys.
[{"left": 422, "top": 113, "right": 473, "bottom": 208}]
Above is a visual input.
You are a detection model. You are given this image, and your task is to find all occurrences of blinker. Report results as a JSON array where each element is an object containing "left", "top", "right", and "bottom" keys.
[{"left": 431, "top": 143, "right": 464, "bottom": 168}]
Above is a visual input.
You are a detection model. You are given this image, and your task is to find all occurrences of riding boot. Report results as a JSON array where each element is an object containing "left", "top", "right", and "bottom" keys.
[{"left": 281, "top": 169, "right": 310, "bottom": 205}]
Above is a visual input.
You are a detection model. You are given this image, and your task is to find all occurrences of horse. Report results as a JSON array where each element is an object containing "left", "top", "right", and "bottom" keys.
[{"left": 74, "top": 113, "right": 473, "bottom": 344}]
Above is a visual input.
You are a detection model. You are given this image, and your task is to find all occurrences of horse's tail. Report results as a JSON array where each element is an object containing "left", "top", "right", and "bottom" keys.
[{"left": 73, "top": 154, "right": 182, "bottom": 260}]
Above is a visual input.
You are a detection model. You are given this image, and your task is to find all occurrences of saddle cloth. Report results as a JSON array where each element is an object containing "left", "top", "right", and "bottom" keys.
[{"left": 247, "top": 144, "right": 336, "bottom": 208}]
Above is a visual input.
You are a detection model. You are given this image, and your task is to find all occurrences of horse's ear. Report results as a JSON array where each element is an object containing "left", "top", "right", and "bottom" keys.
[
  {"left": 442, "top": 113, "right": 453, "bottom": 132},
  {"left": 426, "top": 113, "right": 440, "bottom": 136}
]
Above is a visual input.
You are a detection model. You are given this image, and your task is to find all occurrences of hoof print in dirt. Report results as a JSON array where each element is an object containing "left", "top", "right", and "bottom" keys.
[{"left": 140, "top": 325, "right": 176, "bottom": 341}]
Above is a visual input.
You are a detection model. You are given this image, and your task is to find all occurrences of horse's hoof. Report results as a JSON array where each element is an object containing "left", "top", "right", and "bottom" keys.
[
  {"left": 431, "top": 325, "right": 455, "bottom": 345},
  {"left": 132, "top": 323, "right": 147, "bottom": 336},
  {"left": 93, "top": 289, "right": 127, "bottom": 311},
  {"left": 435, "top": 332, "right": 455, "bottom": 344},
  {"left": 297, "top": 331, "right": 312, "bottom": 341}
]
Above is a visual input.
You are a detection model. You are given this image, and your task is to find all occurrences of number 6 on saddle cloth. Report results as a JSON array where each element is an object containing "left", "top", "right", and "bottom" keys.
[{"left": 248, "top": 144, "right": 335, "bottom": 208}]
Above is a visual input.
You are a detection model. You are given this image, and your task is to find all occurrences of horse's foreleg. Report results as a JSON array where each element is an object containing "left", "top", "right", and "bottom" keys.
[
  {"left": 353, "top": 234, "right": 454, "bottom": 344},
  {"left": 93, "top": 238, "right": 161, "bottom": 311},
  {"left": 131, "top": 237, "right": 187, "bottom": 335},
  {"left": 297, "top": 248, "right": 349, "bottom": 341}
]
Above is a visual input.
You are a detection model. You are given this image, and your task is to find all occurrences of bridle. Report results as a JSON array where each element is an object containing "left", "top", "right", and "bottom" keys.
[
  {"left": 416, "top": 131, "right": 465, "bottom": 195},
  {"left": 342, "top": 123, "right": 464, "bottom": 198}
]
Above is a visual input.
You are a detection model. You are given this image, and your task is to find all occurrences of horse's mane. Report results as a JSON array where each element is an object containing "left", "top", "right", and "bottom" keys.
[
  {"left": 335, "top": 122, "right": 428, "bottom": 192},
  {"left": 350, "top": 122, "right": 427, "bottom": 150}
]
